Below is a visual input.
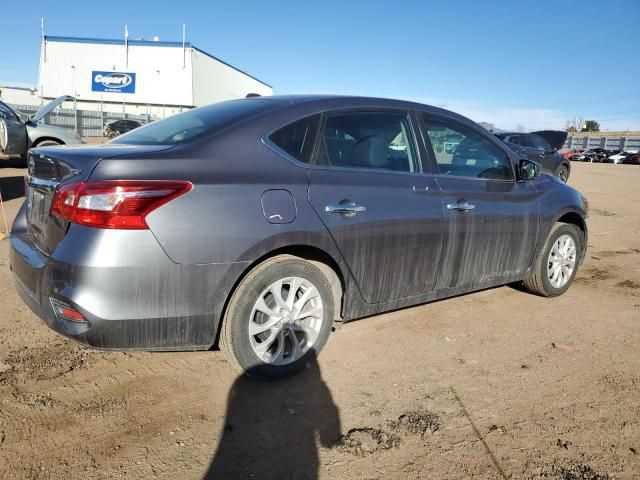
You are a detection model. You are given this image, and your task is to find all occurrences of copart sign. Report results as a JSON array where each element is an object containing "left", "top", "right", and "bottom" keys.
[{"left": 91, "top": 72, "right": 136, "bottom": 94}]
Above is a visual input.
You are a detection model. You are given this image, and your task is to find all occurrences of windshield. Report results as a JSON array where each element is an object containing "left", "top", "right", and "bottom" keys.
[{"left": 111, "top": 99, "right": 279, "bottom": 145}]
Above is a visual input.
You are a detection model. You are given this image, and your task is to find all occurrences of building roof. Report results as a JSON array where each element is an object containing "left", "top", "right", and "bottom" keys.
[{"left": 44, "top": 35, "right": 271, "bottom": 88}]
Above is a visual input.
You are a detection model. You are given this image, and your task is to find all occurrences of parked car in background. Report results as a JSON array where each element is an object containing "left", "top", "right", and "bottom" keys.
[
  {"left": 495, "top": 131, "right": 570, "bottom": 182},
  {"left": 574, "top": 149, "right": 609, "bottom": 162},
  {"left": 605, "top": 151, "right": 637, "bottom": 164},
  {"left": 622, "top": 152, "right": 640, "bottom": 165},
  {"left": 103, "top": 119, "right": 143, "bottom": 139},
  {"left": 605, "top": 151, "right": 627, "bottom": 164},
  {"left": 10, "top": 95, "right": 589, "bottom": 378},
  {"left": 562, "top": 148, "right": 584, "bottom": 161},
  {"left": 573, "top": 151, "right": 593, "bottom": 162},
  {"left": 579, "top": 148, "right": 619, "bottom": 163},
  {"left": 588, "top": 148, "right": 612, "bottom": 162},
  {"left": 0, "top": 95, "right": 84, "bottom": 161}
]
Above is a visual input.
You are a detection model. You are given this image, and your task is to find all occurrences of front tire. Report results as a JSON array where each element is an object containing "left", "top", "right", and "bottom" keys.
[
  {"left": 523, "top": 223, "right": 583, "bottom": 297},
  {"left": 220, "top": 255, "right": 334, "bottom": 379}
]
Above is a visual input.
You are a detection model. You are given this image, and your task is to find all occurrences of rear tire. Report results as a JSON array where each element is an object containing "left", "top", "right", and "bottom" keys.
[
  {"left": 523, "top": 223, "right": 583, "bottom": 297},
  {"left": 220, "top": 255, "right": 334, "bottom": 379},
  {"left": 556, "top": 164, "right": 570, "bottom": 183},
  {"left": 35, "top": 140, "right": 63, "bottom": 147}
]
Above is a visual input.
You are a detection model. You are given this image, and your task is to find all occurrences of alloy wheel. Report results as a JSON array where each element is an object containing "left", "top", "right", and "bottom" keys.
[
  {"left": 249, "top": 277, "right": 324, "bottom": 365},
  {"left": 547, "top": 234, "right": 577, "bottom": 288}
]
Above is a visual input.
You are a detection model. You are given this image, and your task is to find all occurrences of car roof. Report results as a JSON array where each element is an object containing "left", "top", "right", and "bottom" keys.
[
  {"left": 495, "top": 132, "right": 533, "bottom": 137},
  {"left": 245, "top": 94, "right": 475, "bottom": 125},
  {"left": 260, "top": 94, "right": 447, "bottom": 111}
]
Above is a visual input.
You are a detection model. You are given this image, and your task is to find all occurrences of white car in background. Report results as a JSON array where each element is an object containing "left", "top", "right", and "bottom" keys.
[{"left": 608, "top": 151, "right": 638, "bottom": 164}]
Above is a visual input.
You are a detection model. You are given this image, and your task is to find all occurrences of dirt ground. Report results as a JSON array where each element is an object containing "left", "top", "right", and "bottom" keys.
[{"left": 0, "top": 162, "right": 638, "bottom": 480}]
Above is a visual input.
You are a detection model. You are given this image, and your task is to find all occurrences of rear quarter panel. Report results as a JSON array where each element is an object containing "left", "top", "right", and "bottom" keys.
[{"left": 88, "top": 126, "right": 368, "bottom": 322}]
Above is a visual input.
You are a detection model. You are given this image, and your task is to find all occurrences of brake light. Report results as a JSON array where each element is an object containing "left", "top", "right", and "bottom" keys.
[{"left": 51, "top": 180, "right": 192, "bottom": 229}]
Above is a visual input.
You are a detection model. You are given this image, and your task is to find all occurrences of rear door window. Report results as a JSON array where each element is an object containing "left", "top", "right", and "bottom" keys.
[
  {"left": 268, "top": 115, "right": 320, "bottom": 164},
  {"left": 530, "top": 134, "right": 551, "bottom": 152},
  {"left": 518, "top": 135, "right": 535, "bottom": 148},
  {"left": 315, "top": 111, "right": 418, "bottom": 173}
]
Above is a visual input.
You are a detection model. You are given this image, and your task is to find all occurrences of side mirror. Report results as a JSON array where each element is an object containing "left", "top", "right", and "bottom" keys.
[{"left": 519, "top": 159, "right": 541, "bottom": 181}]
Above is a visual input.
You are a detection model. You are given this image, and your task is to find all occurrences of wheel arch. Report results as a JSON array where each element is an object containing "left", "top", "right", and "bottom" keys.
[
  {"left": 555, "top": 210, "right": 588, "bottom": 263},
  {"left": 213, "top": 244, "right": 346, "bottom": 350},
  {"left": 32, "top": 136, "right": 65, "bottom": 147},
  {"left": 557, "top": 210, "right": 585, "bottom": 233}
]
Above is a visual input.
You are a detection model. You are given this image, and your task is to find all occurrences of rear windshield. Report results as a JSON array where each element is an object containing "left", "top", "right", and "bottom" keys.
[{"left": 111, "top": 99, "right": 278, "bottom": 145}]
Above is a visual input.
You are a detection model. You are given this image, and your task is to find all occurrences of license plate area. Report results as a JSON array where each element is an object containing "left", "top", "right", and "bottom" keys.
[{"left": 27, "top": 187, "right": 48, "bottom": 237}]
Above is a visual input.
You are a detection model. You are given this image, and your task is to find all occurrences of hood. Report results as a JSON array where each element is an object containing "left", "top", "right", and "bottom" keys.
[
  {"left": 31, "top": 95, "right": 74, "bottom": 122},
  {"left": 532, "top": 130, "right": 568, "bottom": 152}
]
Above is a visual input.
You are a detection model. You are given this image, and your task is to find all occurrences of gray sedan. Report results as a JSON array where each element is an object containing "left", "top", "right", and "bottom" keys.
[{"left": 10, "top": 95, "right": 589, "bottom": 378}]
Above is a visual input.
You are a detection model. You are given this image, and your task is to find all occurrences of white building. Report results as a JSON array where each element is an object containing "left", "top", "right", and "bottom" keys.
[{"left": 35, "top": 35, "right": 272, "bottom": 117}]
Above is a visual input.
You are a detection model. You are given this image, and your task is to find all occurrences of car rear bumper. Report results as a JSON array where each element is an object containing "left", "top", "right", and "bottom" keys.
[{"left": 10, "top": 227, "right": 249, "bottom": 351}]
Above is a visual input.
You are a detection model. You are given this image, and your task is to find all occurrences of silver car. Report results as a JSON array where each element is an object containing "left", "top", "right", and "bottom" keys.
[{"left": 0, "top": 95, "right": 84, "bottom": 161}]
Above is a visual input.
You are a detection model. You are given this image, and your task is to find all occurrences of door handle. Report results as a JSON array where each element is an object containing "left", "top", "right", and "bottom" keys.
[
  {"left": 446, "top": 201, "right": 475, "bottom": 212},
  {"left": 325, "top": 203, "right": 367, "bottom": 215}
]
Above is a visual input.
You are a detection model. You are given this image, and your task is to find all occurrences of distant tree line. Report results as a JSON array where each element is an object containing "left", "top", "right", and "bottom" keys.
[{"left": 565, "top": 118, "right": 600, "bottom": 133}]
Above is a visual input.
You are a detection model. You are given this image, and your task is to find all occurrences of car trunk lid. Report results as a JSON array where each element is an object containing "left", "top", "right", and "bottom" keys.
[
  {"left": 532, "top": 130, "right": 568, "bottom": 152},
  {"left": 25, "top": 144, "right": 174, "bottom": 255}
]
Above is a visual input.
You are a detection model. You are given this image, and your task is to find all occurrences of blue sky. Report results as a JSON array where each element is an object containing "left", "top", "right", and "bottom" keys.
[{"left": 1, "top": 0, "right": 639, "bottom": 130}]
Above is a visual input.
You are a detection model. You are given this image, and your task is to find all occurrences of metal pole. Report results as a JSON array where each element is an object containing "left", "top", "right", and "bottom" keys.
[
  {"left": 100, "top": 94, "right": 104, "bottom": 138},
  {"left": 41, "top": 18, "right": 47, "bottom": 63},
  {"left": 182, "top": 24, "right": 186, "bottom": 69},
  {"left": 125, "top": 24, "right": 129, "bottom": 68},
  {"left": 74, "top": 96, "right": 78, "bottom": 134}
]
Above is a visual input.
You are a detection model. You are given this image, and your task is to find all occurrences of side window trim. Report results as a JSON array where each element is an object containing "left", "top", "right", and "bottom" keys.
[
  {"left": 410, "top": 110, "right": 440, "bottom": 175},
  {"left": 310, "top": 107, "right": 423, "bottom": 175},
  {"left": 261, "top": 114, "right": 322, "bottom": 167},
  {"left": 418, "top": 112, "right": 517, "bottom": 182}
]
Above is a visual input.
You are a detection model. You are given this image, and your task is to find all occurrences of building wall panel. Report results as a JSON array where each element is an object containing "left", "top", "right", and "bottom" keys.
[
  {"left": 191, "top": 49, "right": 272, "bottom": 106},
  {"left": 38, "top": 39, "right": 194, "bottom": 107}
]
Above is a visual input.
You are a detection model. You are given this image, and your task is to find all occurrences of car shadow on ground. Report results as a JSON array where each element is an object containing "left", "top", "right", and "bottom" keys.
[
  {"left": 0, "top": 176, "right": 26, "bottom": 201},
  {"left": 205, "top": 354, "right": 341, "bottom": 480}
]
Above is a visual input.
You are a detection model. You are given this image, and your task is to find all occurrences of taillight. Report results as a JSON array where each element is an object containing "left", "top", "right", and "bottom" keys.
[{"left": 51, "top": 180, "right": 192, "bottom": 229}]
